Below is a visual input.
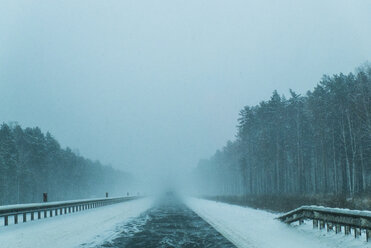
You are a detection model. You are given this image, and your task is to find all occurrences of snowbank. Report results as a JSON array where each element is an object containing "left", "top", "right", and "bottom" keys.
[
  {"left": 0, "top": 197, "right": 153, "bottom": 248},
  {"left": 186, "top": 198, "right": 370, "bottom": 248}
]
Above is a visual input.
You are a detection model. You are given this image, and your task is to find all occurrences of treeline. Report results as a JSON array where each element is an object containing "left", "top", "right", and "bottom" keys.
[
  {"left": 0, "top": 124, "right": 133, "bottom": 205},
  {"left": 194, "top": 65, "right": 371, "bottom": 198}
]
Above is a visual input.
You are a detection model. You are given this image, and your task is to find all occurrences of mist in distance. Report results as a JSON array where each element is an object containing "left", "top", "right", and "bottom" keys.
[{"left": 1, "top": 0, "right": 371, "bottom": 191}]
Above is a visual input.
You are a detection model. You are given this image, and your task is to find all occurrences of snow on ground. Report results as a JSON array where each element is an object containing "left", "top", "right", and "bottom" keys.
[
  {"left": 186, "top": 198, "right": 371, "bottom": 248},
  {"left": 0, "top": 197, "right": 153, "bottom": 248}
]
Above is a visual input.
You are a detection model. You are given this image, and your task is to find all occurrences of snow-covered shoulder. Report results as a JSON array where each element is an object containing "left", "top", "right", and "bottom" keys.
[
  {"left": 185, "top": 198, "right": 370, "bottom": 248},
  {"left": 0, "top": 197, "right": 153, "bottom": 248}
]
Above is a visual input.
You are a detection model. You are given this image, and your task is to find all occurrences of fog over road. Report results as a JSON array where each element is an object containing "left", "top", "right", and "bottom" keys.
[{"left": 1, "top": 1, "right": 371, "bottom": 248}]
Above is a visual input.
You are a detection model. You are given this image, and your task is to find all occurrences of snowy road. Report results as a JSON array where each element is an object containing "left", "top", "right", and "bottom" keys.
[
  {"left": 0, "top": 198, "right": 153, "bottom": 248},
  {"left": 1, "top": 197, "right": 370, "bottom": 248},
  {"left": 186, "top": 198, "right": 371, "bottom": 248},
  {"left": 97, "top": 195, "right": 235, "bottom": 247}
]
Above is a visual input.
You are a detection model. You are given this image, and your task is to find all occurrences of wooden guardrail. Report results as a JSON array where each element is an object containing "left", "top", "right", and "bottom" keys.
[
  {"left": 278, "top": 205, "right": 371, "bottom": 242},
  {"left": 0, "top": 196, "right": 139, "bottom": 226}
]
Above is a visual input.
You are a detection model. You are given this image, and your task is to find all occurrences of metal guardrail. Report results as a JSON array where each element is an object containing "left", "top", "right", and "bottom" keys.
[
  {"left": 0, "top": 196, "right": 139, "bottom": 226},
  {"left": 278, "top": 205, "right": 371, "bottom": 242}
]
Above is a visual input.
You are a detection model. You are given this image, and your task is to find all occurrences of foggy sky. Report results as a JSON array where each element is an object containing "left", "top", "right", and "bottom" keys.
[{"left": 1, "top": 0, "right": 371, "bottom": 180}]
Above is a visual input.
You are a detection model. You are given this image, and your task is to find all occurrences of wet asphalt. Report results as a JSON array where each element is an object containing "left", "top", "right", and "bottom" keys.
[{"left": 99, "top": 195, "right": 236, "bottom": 248}]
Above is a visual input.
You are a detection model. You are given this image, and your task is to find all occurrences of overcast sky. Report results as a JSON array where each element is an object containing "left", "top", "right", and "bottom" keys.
[{"left": 1, "top": 0, "right": 371, "bottom": 180}]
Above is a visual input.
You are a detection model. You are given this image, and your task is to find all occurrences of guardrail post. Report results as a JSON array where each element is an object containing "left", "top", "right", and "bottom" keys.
[
  {"left": 14, "top": 214, "right": 18, "bottom": 224},
  {"left": 345, "top": 226, "right": 350, "bottom": 235},
  {"left": 50, "top": 209, "right": 53, "bottom": 217},
  {"left": 23, "top": 213, "right": 27, "bottom": 222},
  {"left": 44, "top": 210, "right": 47, "bottom": 218},
  {"left": 366, "top": 229, "right": 370, "bottom": 242},
  {"left": 327, "top": 222, "right": 333, "bottom": 232},
  {"left": 335, "top": 224, "right": 341, "bottom": 233},
  {"left": 319, "top": 220, "right": 325, "bottom": 229},
  {"left": 31, "top": 212, "right": 34, "bottom": 221},
  {"left": 4, "top": 216, "right": 8, "bottom": 226},
  {"left": 38, "top": 211, "right": 41, "bottom": 219},
  {"left": 313, "top": 219, "right": 318, "bottom": 229},
  {"left": 354, "top": 228, "right": 361, "bottom": 238},
  {"left": 106, "top": 192, "right": 108, "bottom": 198}
]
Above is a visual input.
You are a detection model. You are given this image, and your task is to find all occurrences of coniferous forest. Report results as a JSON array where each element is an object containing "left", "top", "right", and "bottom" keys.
[
  {"left": 194, "top": 65, "right": 371, "bottom": 207},
  {"left": 0, "top": 124, "right": 133, "bottom": 205}
]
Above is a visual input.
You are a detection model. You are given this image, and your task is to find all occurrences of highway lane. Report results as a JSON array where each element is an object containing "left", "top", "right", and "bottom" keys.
[{"left": 99, "top": 195, "right": 235, "bottom": 248}]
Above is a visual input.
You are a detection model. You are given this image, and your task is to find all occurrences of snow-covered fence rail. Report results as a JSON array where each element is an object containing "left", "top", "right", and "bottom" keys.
[
  {"left": 278, "top": 205, "right": 371, "bottom": 241},
  {"left": 0, "top": 196, "right": 139, "bottom": 226}
]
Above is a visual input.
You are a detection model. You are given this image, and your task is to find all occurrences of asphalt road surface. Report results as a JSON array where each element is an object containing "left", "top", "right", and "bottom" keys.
[{"left": 99, "top": 195, "right": 236, "bottom": 248}]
